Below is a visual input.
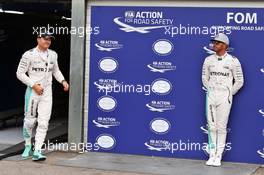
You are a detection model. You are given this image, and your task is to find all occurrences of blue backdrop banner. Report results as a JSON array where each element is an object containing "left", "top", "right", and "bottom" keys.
[{"left": 88, "top": 6, "right": 264, "bottom": 164}]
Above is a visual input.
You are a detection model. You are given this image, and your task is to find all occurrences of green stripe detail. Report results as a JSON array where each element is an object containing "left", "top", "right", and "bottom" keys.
[
  {"left": 23, "top": 127, "right": 31, "bottom": 139},
  {"left": 25, "top": 87, "right": 32, "bottom": 113},
  {"left": 24, "top": 87, "right": 32, "bottom": 140},
  {"left": 205, "top": 92, "right": 215, "bottom": 150}
]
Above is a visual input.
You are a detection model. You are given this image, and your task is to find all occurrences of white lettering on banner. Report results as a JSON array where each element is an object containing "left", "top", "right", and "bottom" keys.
[
  {"left": 227, "top": 12, "right": 257, "bottom": 24},
  {"left": 241, "top": 26, "right": 255, "bottom": 31},
  {"left": 255, "top": 26, "right": 264, "bottom": 31},
  {"left": 146, "top": 100, "right": 175, "bottom": 112},
  {"left": 114, "top": 11, "right": 173, "bottom": 33},
  {"left": 133, "top": 18, "right": 150, "bottom": 25},
  {"left": 135, "top": 12, "right": 163, "bottom": 19},
  {"left": 93, "top": 117, "right": 120, "bottom": 128},
  {"left": 125, "top": 11, "right": 135, "bottom": 18},
  {"left": 131, "top": 18, "right": 174, "bottom": 25},
  {"left": 151, "top": 19, "right": 174, "bottom": 25}
]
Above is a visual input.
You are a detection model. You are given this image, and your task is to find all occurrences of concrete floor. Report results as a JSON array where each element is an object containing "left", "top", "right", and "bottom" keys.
[
  {"left": 0, "top": 122, "right": 263, "bottom": 175},
  {"left": 1, "top": 151, "right": 263, "bottom": 175}
]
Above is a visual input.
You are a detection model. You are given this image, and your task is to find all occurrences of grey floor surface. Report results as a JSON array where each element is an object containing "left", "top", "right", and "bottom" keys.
[
  {"left": 1, "top": 150, "right": 263, "bottom": 175},
  {"left": 55, "top": 152, "right": 261, "bottom": 175}
]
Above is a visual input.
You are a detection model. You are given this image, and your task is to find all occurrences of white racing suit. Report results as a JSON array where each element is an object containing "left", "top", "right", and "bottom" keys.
[
  {"left": 16, "top": 47, "right": 65, "bottom": 151},
  {"left": 202, "top": 53, "right": 244, "bottom": 158}
]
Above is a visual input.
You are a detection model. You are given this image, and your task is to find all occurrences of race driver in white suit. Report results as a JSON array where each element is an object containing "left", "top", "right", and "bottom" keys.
[
  {"left": 202, "top": 33, "right": 244, "bottom": 166},
  {"left": 16, "top": 30, "right": 69, "bottom": 161}
]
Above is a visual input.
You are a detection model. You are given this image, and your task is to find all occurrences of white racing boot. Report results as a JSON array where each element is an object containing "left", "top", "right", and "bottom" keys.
[
  {"left": 213, "top": 155, "right": 222, "bottom": 167},
  {"left": 206, "top": 155, "right": 215, "bottom": 166}
]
